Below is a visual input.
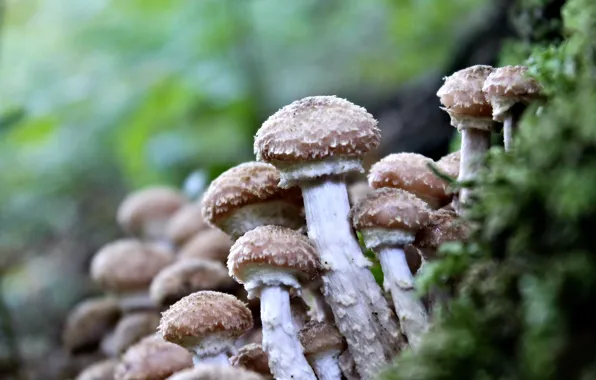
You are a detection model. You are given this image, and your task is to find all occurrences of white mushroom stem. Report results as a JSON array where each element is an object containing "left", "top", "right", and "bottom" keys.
[
  {"left": 309, "top": 350, "right": 343, "bottom": 380},
  {"left": 338, "top": 350, "right": 360, "bottom": 380},
  {"left": 192, "top": 352, "right": 229, "bottom": 366},
  {"left": 118, "top": 291, "right": 156, "bottom": 312},
  {"left": 301, "top": 179, "right": 403, "bottom": 379},
  {"left": 309, "top": 288, "right": 334, "bottom": 322},
  {"left": 503, "top": 115, "right": 514, "bottom": 152},
  {"left": 378, "top": 246, "right": 429, "bottom": 349},
  {"left": 260, "top": 286, "right": 316, "bottom": 380},
  {"left": 458, "top": 128, "right": 491, "bottom": 211},
  {"left": 189, "top": 332, "right": 236, "bottom": 367}
]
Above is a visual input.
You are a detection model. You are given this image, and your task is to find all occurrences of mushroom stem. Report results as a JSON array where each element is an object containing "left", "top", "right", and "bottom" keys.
[
  {"left": 260, "top": 286, "right": 316, "bottom": 380},
  {"left": 118, "top": 291, "right": 155, "bottom": 312},
  {"left": 310, "top": 289, "right": 334, "bottom": 322},
  {"left": 309, "top": 350, "right": 343, "bottom": 380},
  {"left": 301, "top": 179, "right": 403, "bottom": 378},
  {"left": 378, "top": 246, "right": 429, "bottom": 349},
  {"left": 503, "top": 106, "right": 524, "bottom": 152},
  {"left": 192, "top": 352, "right": 229, "bottom": 366},
  {"left": 458, "top": 128, "right": 491, "bottom": 210}
]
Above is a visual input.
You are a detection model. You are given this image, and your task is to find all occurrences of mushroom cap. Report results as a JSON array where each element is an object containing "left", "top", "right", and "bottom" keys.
[
  {"left": 91, "top": 239, "right": 174, "bottom": 293},
  {"left": 436, "top": 151, "right": 461, "bottom": 179},
  {"left": 102, "top": 311, "right": 161, "bottom": 356},
  {"left": 230, "top": 343, "right": 272, "bottom": 378},
  {"left": 150, "top": 259, "right": 236, "bottom": 307},
  {"left": 351, "top": 188, "right": 431, "bottom": 235},
  {"left": 201, "top": 162, "right": 303, "bottom": 227},
  {"left": 114, "top": 335, "right": 192, "bottom": 380},
  {"left": 298, "top": 320, "right": 346, "bottom": 356},
  {"left": 368, "top": 153, "right": 450, "bottom": 208},
  {"left": 166, "top": 203, "right": 209, "bottom": 248},
  {"left": 166, "top": 365, "right": 265, "bottom": 380},
  {"left": 347, "top": 181, "right": 373, "bottom": 206},
  {"left": 178, "top": 229, "right": 233, "bottom": 263},
  {"left": 228, "top": 226, "right": 320, "bottom": 288},
  {"left": 414, "top": 208, "right": 471, "bottom": 249},
  {"left": 482, "top": 65, "right": 542, "bottom": 99},
  {"left": 76, "top": 359, "right": 118, "bottom": 380},
  {"left": 62, "top": 297, "right": 121, "bottom": 353},
  {"left": 159, "top": 291, "right": 253, "bottom": 349},
  {"left": 437, "top": 65, "right": 494, "bottom": 118},
  {"left": 117, "top": 186, "right": 186, "bottom": 237}
]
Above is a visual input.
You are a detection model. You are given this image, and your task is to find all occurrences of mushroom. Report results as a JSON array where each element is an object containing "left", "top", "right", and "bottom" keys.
[
  {"left": 201, "top": 162, "right": 304, "bottom": 240},
  {"left": 76, "top": 358, "right": 118, "bottom": 380},
  {"left": 483, "top": 65, "right": 543, "bottom": 151},
  {"left": 351, "top": 188, "right": 431, "bottom": 348},
  {"left": 414, "top": 208, "right": 471, "bottom": 262},
  {"left": 166, "top": 202, "right": 209, "bottom": 248},
  {"left": 230, "top": 343, "right": 273, "bottom": 379},
  {"left": 62, "top": 297, "right": 121, "bottom": 353},
  {"left": 149, "top": 259, "right": 237, "bottom": 308},
  {"left": 166, "top": 364, "right": 265, "bottom": 380},
  {"left": 436, "top": 150, "right": 461, "bottom": 180},
  {"left": 347, "top": 181, "right": 373, "bottom": 206},
  {"left": 368, "top": 152, "right": 452, "bottom": 209},
  {"left": 90, "top": 239, "right": 174, "bottom": 312},
  {"left": 228, "top": 225, "right": 318, "bottom": 380},
  {"left": 437, "top": 65, "right": 495, "bottom": 211},
  {"left": 254, "top": 95, "right": 403, "bottom": 378},
  {"left": 159, "top": 291, "right": 253, "bottom": 365},
  {"left": 101, "top": 311, "right": 161, "bottom": 356},
  {"left": 338, "top": 350, "right": 360, "bottom": 380},
  {"left": 114, "top": 335, "right": 193, "bottom": 380},
  {"left": 177, "top": 229, "right": 233, "bottom": 264},
  {"left": 117, "top": 186, "right": 186, "bottom": 242},
  {"left": 298, "top": 321, "right": 346, "bottom": 380}
]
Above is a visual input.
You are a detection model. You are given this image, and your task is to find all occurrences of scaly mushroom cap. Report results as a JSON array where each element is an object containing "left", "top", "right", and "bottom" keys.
[
  {"left": 178, "top": 229, "right": 233, "bottom": 263},
  {"left": 62, "top": 297, "right": 121, "bottom": 353},
  {"left": 150, "top": 259, "right": 236, "bottom": 307},
  {"left": 298, "top": 321, "right": 346, "bottom": 356},
  {"left": 414, "top": 208, "right": 471, "bottom": 250},
  {"left": 76, "top": 359, "right": 118, "bottom": 380},
  {"left": 115, "top": 335, "right": 193, "bottom": 380},
  {"left": 166, "top": 365, "right": 265, "bottom": 380},
  {"left": 91, "top": 239, "right": 174, "bottom": 293},
  {"left": 201, "top": 162, "right": 303, "bottom": 227},
  {"left": 368, "top": 153, "right": 450, "bottom": 209},
  {"left": 230, "top": 343, "right": 272, "bottom": 378},
  {"left": 166, "top": 203, "right": 209, "bottom": 248},
  {"left": 228, "top": 226, "right": 321, "bottom": 292},
  {"left": 117, "top": 186, "right": 186, "bottom": 238},
  {"left": 254, "top": 96, "right": 381, "bottom": 187},
  {"left": 436, "top": 151, "right": 460, "bottom": 179},
  {"left": 159, "top": 291, "right": 253, "bottom": 349},
  {"left": 347, "top": 181, "right": 373, "bottom": 206},
  {"left": 102, "top": 311, "right": 161, "bottom": 356}
]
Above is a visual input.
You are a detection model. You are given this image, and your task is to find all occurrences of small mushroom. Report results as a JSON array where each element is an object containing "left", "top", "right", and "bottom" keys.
[
  {"left": 228, "top": 226, "right": 318, "bottom": 380},
  {"left": 414, "top": 208, "right": 471, "bottom": 263},
  {"left": 351, "top": 188, "right": 431, "bottom": 348},
  {"left": 436, "top": 150, "right": 461, "bottom": 180},
  {"left": 166, "top": 364, "right": 265, "bottom": 380},
  {"left": 90, "top": 239, "right": 174, "bottom": 312},
  {"left": 76, "top": 358, "right": 118, "bottom": 380},
  {"left": 177, "top": 229, "right": 233, "bottom": 264},
  {"left": 483, "top": 65, "right": 542, "bottom": 150},
  {"left": 101, "top": 311, "right": 161, "bottom": 356},
  {"left": 299, "top": 321, "right": 346, "bottom": 380},
  {"left": 166, "top": 202, "right": 209, "bottom": 248},
  {"left": 230, "top": 343, "right": 272, "bottom": 379},
  {"left": 114, "top": 335, "right": 193, "bottom": 380},
  {"left": 159, "top": 291, "right": 253, "bottom": 365}
]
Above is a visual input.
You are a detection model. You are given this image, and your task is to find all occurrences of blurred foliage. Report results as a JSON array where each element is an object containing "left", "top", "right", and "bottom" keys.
[{"left": 381, "top": 0, "right": 596, "bottom": 379}]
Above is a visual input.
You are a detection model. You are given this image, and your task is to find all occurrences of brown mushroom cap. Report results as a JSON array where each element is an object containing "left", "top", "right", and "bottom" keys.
[
  {"left": 254, "top": 96, "right": 381, "bottom": 186},
  {"left": 62, "top": 297, "right": 121, "bottom": 353},
  {"left": 114, "top": 335, "right": 193, "bottom": 380},
  {"left": 201, "top": 162, "right": 303, "bottom": 228},
  {"left": 368, "top": 153, "right": 450, "bottom": 209},
  {"left": 298, "top": 321, "right": 346, "bottom": 356},
  {"left": 117, "top": 186, "right": 186, "bottom": 238},
  {"left": 437, "top": 65, "right": 494, "bottom": 118},
  {"left": 166, "top": 203, "right": 209, "bottom": 248},
  {"left": 227, "top": 226, "right": 320, "bottom": 291},
  {"left": 76, "top": 359, "right": 118, "bottom": 380},
  {"left": 436, "top": 151, "right": 461, "bottom": 179},
  {"left": 166, "top": 365, "right": 265, "bottom": 380},
  {"left": 102, "top": 311, "right": 161, "bottom": 356},
  {"left": 159, "top": 291, "right": 253, "bottom": 350},
  {"left": 91, "top": 239, "right": 174, "bottom": 293},
  {"left": 414, "top": 208, "right": 471, "bottom": 251},
  {"left": 178, "top": 229, "right": 233, "bottom": 263},
  {"left": 150, "top": 259, "right": 236, "bottom": 307},
  {"left": 483, "top": 65, "right": 542, "bottom": 99},
  {"left": 230, "top": 343, "right": 272, "bottom": 378}
]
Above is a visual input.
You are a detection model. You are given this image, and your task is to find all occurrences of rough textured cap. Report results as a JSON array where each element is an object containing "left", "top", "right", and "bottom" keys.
[
  {"left": 101, "top": 311, "right": 161, "bottom": 356},
  {"left": 201, "top": 162, "right": 303, "bottom": 228},
  {"left": 254, "top": 96, "right": 381, "bottom": 186},
  {"left": 414, "top": 208, "right": 471, "bottom": 249},
  {"left": 230, "top": 343, "right": 272, "bottom": 378},
  {"left": 166, "top": 203, "right": 209, "bottom": 247},
  {"left": 298, "top": 321, "right": 346, "bottom": 356},
  {"left": 228, "top": 226, "right": 321, "bottom": 291},
  {"left": 368, "top": 153, "right": 450, "bottom": 209},
  {"left": 117, "top": 186, "right": 186, "bottom": 238},
  {"left": 76, "top": 359, "right": 118, "bottom": 380},
  {"left": 436, "top": 150, "right": 460, "bottom": 179},
  {"left": 114, "top": 335, "right": 192, "bottom": 380},
  {"left": 178, "top": 229, "right": 233, "bottom": 263},
  {"left": 62, "top": 297, "right": 121, "bottom": 353},
  {"left": 91, "top": 239, "right": 174, "bottom": 293},
  {"left": 166, "top": 365, "right": 265, "bottom": 380},
  {"left": 159, "top": 291, "right": 253, "bottom": 349},
  {"left": 347, "top": 181, "right": 373, "bottom": 206},
  {"left": 150, "top": 259, "right": 236, "bottom": 307}
]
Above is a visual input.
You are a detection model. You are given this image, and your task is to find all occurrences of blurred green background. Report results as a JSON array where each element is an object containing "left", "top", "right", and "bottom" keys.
[{"left": 0, "top": 0, "right": 504, "bottom": 378}]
